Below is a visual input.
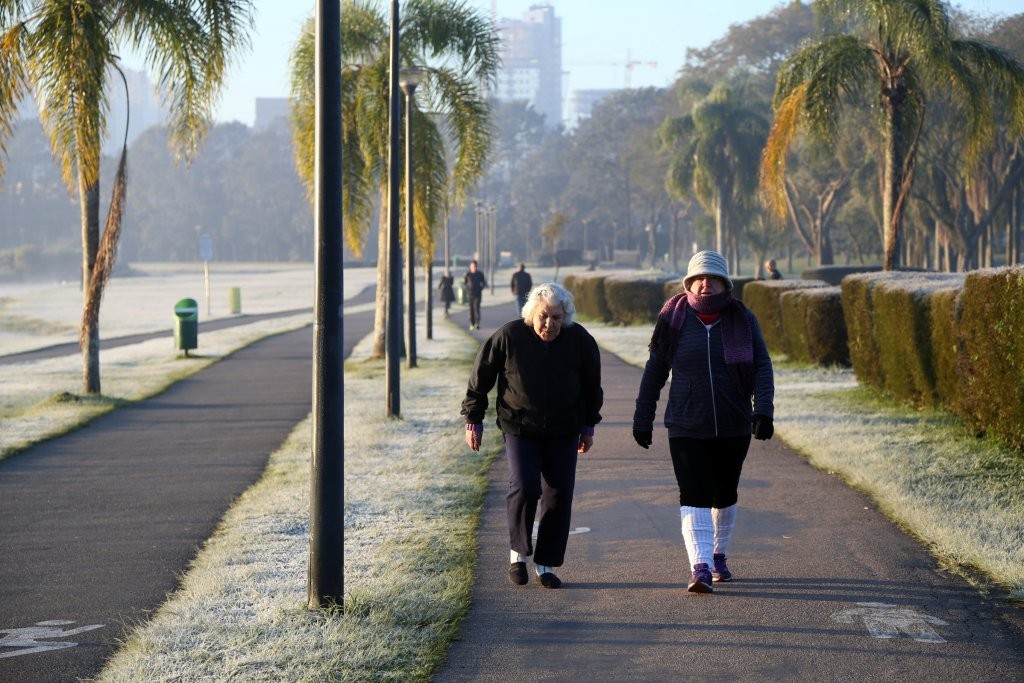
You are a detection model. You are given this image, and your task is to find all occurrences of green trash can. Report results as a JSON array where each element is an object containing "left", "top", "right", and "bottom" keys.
[
  {"left": 173, "top": 298, "right": 199, "bottom": 355},
  {"left": 456, "top": 284, "right": 467, "bottom": 305},
  {"left": 228, "top": 287, "right": 242, "bottom": 314}
]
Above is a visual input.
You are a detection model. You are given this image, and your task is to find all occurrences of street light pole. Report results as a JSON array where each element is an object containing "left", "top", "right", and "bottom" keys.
[
  {"left": 400, "top": 66, "right": 427, "bottom": 369},
  {"left": 308, "top": 0, "right": 344, "bottom": 609},
  {"left": 385, "top": 0, "right": 402, "bottom": 417}
]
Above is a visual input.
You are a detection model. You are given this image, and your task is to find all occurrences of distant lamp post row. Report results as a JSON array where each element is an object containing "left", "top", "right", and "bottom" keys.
[
  {"left": 400, "top": 66, "right": 427, "bottom": 369},
  {"left": 474, "top": 201, "right": 497, "bottom": 294}
]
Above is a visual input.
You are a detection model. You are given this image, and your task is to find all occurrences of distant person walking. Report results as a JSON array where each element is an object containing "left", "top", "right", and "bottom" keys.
[
  {"left": 764, "top": 259, "right": 783, "bottom": 280},
  {"left": 632, "top": 250, "right": 775, "bottom": 594},
  {"left": 438, "top": 269, "right": 456, "bottom": 317},
  {"left": 462, "top": 283, "right": 603, "bottom": 589},
  {"left": 510, "top": 263, "right": 533, "bottom": 314},
  {"left": 464, "top": 260, "right": 487, "bottom": 330}
]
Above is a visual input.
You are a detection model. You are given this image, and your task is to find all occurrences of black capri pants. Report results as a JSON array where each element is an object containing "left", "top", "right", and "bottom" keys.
[{"left": 668, "top": 434, "right": 751, "bottom": 508}]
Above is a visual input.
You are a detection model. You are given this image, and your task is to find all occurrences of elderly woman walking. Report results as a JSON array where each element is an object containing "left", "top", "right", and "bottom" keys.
[
  {"left": 462, "top": 283, "right": 603, "bottom": 589},
  {"left": 633, "top": 250, "right": 775, "bottom": 593}
]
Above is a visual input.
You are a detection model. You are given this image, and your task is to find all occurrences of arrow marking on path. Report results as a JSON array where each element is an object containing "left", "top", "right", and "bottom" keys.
[
  {"left": 832, "top": 602, "right": 948, "bottom": 643},
  {"left": 0, "top": 620, "right": 105, "bottom": 659}
]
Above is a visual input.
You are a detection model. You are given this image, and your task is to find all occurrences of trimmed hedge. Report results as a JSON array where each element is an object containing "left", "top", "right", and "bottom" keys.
[
  {"left": 841, "top": 272, "right": 964, "bottom": 404},
  {"left": 800, "top": 265, "right": 881, "bottom": 285},
  {"left": 563, "top": 272, "right": 611, "bottom": 322},
  {"left": 604, "top": 273, "right": 676, "bottom": 325},
  {"left": 780, "top": 287, "right": 849, "bottom": 366},
  {"left": 742, "top": 279, "right": 830, "bottom": 355},
  {"left": 956, "top": 266, "right": 1024, "bottom": 448}
]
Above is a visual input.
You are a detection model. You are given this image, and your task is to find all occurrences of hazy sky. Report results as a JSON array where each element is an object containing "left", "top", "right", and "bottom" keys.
[{"left": 125, "top": 0, "right": 1024, "bottom": 126}]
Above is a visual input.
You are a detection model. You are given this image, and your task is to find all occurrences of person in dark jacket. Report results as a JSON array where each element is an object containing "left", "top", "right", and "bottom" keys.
[
  {"left": 438, "top": 269, "right": 456, "bottom": 317},
  {"left": 464, "top": 260, "right": 487, "bottom": 330},
  {"left": 632, "top": 250, "right": 774, "bottom": 594},
  {"left": 510, "top": 262, "right": 533, "bottom": 314},
  {"left": 462, "top": 282, "right": 603, "bottom": 589}
]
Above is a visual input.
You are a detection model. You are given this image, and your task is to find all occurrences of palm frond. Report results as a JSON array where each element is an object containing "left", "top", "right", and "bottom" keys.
[
  {"left": 0, "top": 21, "right": 30, "bottom": 175},
  {"left": 760, "top": 83, "right": 808, "bottom": 218}
]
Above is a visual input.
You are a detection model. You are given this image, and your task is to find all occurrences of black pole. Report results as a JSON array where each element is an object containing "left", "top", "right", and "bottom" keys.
[
  {"left": 403, "top": 81, "right": 418, "bottom": 368},
  {"left": 385, "top": 0, "right": 402, "bottom": 417},
  {"left": 308, "top": 0, "right": 344, "bottom": 609}
]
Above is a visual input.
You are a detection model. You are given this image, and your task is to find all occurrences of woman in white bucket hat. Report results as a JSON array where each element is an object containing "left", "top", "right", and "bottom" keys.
[{"left": 632, "top": 250, "right": 775, "bottom": 593}]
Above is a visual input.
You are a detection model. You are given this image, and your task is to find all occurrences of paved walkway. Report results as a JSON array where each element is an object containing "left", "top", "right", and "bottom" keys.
[
  {"left": 438, "top": 301, "right": 1024, "bottom": 682},
  {"left": 0, "top": 305, "right": 372, "bottom": 683}
]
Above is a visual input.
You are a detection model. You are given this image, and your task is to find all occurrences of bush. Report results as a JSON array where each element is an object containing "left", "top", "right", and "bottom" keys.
[
  {"left": 955, "top": 266, "right": 1024, "bottom": 448},
  {"left": 800, "top": 265, "right": 881, "bottom": 285},
  {"left": 780, "top": 287, "right": 849, "bottom": 366},
  {"left": 743, "top": 279, "right": 830, "bottom": 355},
  {"left": 871, "top": 274, "right": 963, "bottom": 406},
  {"left": 563, "top": 272, "right": 612, "bottom": 322},
  {"left": 604, "top": 273, "right": 675, "bottom": 325},
  {"left": 841, "top": 273, "right": 885, "bottom": 390},
  {"left": 928, "top": 287, "right": 962, "bottom": 406}
]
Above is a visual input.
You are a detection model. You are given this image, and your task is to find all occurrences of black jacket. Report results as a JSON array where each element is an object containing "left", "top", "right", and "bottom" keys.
[{"left": 462, "top": 319, "right": 603, "bottom": 437}]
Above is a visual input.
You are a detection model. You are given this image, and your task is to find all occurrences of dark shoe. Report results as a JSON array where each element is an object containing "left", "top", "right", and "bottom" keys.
[
  {"left": 712, "top": 553, "right": 732, "bottom": 582},
  {"left": 537, "top": 571, "right": 562, "bottom": 589},
  {"left": 508, "top": 562, "right": 528, "bottom": 586},
  {"left": 687, "top": 563, "right": 713, "bottom": 593}
]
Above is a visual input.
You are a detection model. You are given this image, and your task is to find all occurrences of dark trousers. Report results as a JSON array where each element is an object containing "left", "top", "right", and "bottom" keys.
[
  {"left": 504, "top": 433, "right": 579, "bottom": 567},
  {"left": 468, "top": 295, "right": 482, "bottom": 326},
  {"left": 668, "top": 435, "right": 750, "bottom": 508},
  {"left": 516, "top": 294, "right": 528, "bottom": 314}
]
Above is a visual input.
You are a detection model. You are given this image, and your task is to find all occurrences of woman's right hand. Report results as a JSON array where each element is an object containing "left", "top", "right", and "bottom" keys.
[{"left": 465, "top": 427, "right": 482, "bottom": 451}]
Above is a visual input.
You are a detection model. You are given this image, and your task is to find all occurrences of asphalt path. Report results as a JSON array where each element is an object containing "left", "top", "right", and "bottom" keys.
[
  {"left": 0, "top": 302, "right": 373, "bottom": 682},
  {"left": 437, "top": 300, "right": 1024, "bottom": 682}
]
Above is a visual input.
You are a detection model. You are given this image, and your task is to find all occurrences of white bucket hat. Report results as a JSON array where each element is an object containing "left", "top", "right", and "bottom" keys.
[{"left": 683, "top": 250, "right": 733, "bottom": 290}]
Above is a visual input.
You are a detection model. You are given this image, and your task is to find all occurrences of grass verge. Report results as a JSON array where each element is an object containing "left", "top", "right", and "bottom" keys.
[{"left": 93, "top": 320, "right": 501, "bottom": 682}]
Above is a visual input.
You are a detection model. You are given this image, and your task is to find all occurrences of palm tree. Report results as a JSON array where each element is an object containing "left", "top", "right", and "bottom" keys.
[
  {"left": 290, "top": 0, "right": 498, "bottom": 357},
  {"left": 0, "top": 0, "right": 254, "bottom": 394},
  {"left": 661, "top": 77, "right": 769, "bottom": 270},
  {"left": 760, "top": 0, "right": 1024, "bottom": 271}
]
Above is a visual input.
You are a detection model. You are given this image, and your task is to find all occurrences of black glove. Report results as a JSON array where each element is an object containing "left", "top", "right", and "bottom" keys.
[
  {"left": 752, "top": 414, "right": 774, "bottom": 440},
  {"left": 633, "top": 429, "right": 652, "bottom": 449}
]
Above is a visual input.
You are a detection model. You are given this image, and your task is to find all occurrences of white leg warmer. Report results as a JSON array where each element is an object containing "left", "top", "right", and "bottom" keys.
[
  {"left": 680, "top": 506, "right": 714, "bottom": 567},
  {"left": 712, "top": 504, "right": 737, "bottom": 556}
]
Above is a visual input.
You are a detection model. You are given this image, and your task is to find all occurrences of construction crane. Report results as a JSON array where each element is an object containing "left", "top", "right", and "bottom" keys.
[{"left": 565, "top": 57, "right": 658, "bottom": 89}]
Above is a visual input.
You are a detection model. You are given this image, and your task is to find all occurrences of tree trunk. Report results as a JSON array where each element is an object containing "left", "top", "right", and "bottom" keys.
[
  {"left": 881, "top": 109, "right": 901, "bottom": 271},
  {"left": 79, "top": 170, "right": 101, "bottom": 395}
]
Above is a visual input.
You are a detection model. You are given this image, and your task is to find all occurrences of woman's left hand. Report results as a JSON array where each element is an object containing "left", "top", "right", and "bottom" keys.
[{"left": 578, "top": 434, "right": 594, "bottom": 454}]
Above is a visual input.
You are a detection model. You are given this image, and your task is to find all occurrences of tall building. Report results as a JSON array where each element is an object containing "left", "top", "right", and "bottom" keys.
[
  {"left": 494, "top": 4, "right": 563, "bottom": 128},
  {"left": 254, "top": 98, "right": 290, "bottom": 130},
  {"left": 566, "top": 88, "right": 617, "bottom": 129},
  {"left": 105, "top": 66, "right": 164, "bottom": 153}
]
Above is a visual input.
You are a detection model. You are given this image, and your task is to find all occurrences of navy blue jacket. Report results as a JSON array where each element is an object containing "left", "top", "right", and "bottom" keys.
[
  {"left": 633, "top": 309, "right": 774, "bottom": 439},
  {"left": 462, "top": 319, "right": 603, "bottom": 437}
]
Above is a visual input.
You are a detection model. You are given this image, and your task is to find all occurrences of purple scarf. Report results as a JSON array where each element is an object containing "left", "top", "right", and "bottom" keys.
[{"left": 648, "top": 290, "right": 755, "bottom": 396}]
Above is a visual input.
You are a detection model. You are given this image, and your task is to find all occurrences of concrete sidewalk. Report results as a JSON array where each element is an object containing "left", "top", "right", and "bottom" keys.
[{"left": 438, "top": 302, "right": 1024, "bottom": 682}]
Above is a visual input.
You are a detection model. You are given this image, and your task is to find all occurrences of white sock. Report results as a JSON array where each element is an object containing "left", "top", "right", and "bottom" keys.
[
  {"left": 536, "top": 564, "right": 553, "bottom": 576},
  {"left": 712, "top": 504, "right": 737, "bottom": 556},
  {"left": 510, "top": 550, "right": 526, "bottom": 564},
  {"left": 680, "top": 506, "right": 714, "bottom": 568}
]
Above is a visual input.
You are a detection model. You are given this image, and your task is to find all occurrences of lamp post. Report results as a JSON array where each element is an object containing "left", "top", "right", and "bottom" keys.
[
  {"left": 488, "top": 204, "right": 497, "bottom": 295},
  {"left": 400, "top": 66, "right": 427, "bottom": 369},
  {"left": 385, "top": 0, "right": 402, "bottom": 417}
]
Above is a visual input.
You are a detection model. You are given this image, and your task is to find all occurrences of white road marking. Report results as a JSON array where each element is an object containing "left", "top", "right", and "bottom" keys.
[
  {"left": 832, "top": 602, "right": 948, "bottom": 643},
  {"left": 0, "top": 620, "right": 105, "bottom": 659}
]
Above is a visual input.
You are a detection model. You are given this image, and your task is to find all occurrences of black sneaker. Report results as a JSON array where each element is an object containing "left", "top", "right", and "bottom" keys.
[
  {"left": 537, "top": 571, "right": 562, "bottom": 589},
  {"left": 508, "top": 562, "right": 528, "bottom": 586},
  {"left": 712, "top": 553, "right": 732, "bottom": 582},
  {"left": 687, "top": 563, "right": 713, "bottom": 593}
]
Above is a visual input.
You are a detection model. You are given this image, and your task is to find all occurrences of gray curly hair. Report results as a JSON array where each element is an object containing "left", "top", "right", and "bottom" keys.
[{"left": 521, "top": 282, "right": 576, "bottom": 327}]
